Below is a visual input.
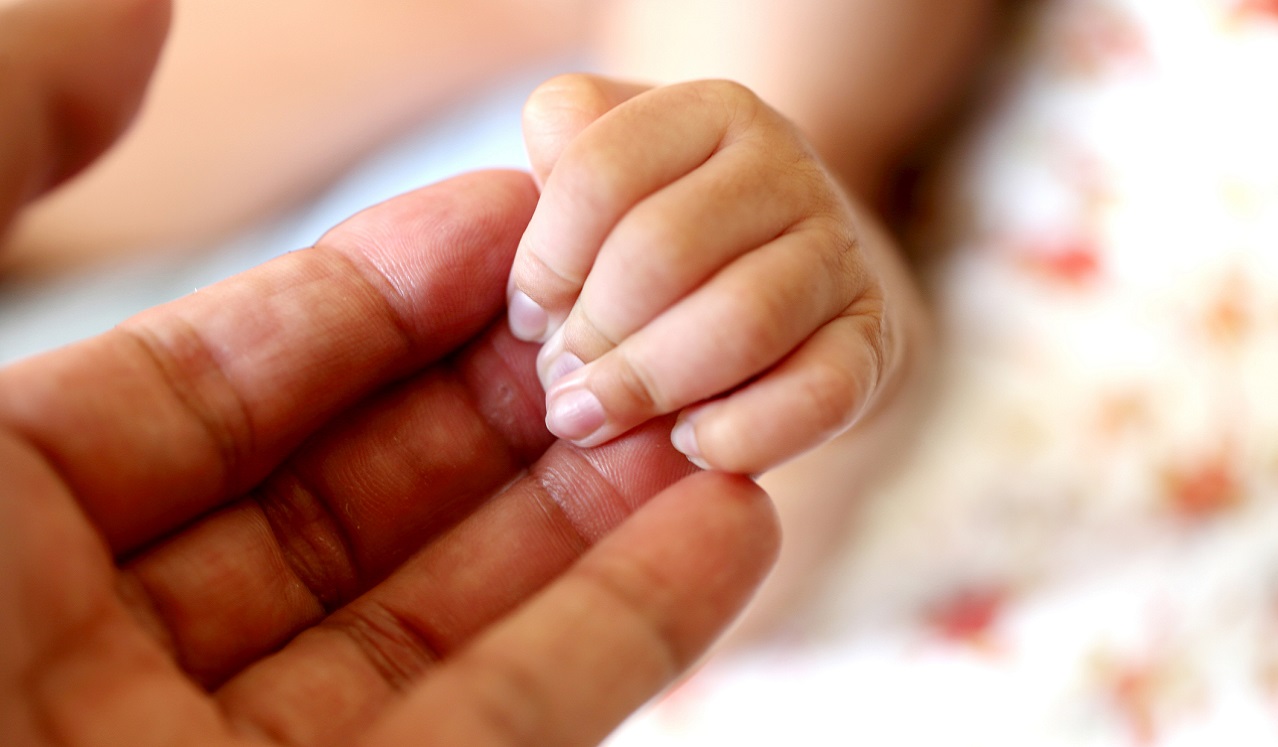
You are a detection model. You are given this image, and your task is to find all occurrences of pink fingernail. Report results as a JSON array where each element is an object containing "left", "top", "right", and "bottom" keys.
[
  {"left": 536, "top": 327, "right": 583, "bottom": 389},
  {"left": 671, "top": 418, "right": 709, "bottom": 469},
  {"left": 543, "top": 351, "right": 584, "bottom": 388},
  {"left": 546, "top": 387, "right": 605, "bottom": 442},
  {"left": 508, "top": 290, "right": 549, "bottom": 341}
]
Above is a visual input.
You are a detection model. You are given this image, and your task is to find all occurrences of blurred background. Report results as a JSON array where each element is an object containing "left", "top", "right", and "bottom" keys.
[{"left": 0, "top": 65, "right": 543, "bottom": 363}]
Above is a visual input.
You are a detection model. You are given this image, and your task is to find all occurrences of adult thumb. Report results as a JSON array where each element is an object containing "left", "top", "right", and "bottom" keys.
[{"left": 0, "top": 0, "right": 170, "bottom": 233}]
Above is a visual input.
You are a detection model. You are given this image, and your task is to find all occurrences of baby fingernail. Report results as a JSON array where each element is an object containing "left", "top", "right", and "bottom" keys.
[
  {"left": 536, "top": 327, "right": 583, "bottom": 389},
  {"left": 544, "top": 351, "right": 584, "bottom": 388},
  {"left": 671, "top": 419, "right": 709, "bottom": 469},
  {"left": 508, "top": 290, "right": 548, "bottom": 341},
  {"left": 546, "top": 387, "right": 605, "bottom": 442}
]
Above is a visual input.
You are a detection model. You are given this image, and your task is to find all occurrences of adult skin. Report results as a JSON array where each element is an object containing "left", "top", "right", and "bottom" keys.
[{"left": 0, "top": 2, "right": 780, "bottom": 745}]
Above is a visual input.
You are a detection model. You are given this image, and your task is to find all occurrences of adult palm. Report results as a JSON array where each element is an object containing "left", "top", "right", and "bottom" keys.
[{"left": 0, "top": 2, "right": 779, "bottom": 745}]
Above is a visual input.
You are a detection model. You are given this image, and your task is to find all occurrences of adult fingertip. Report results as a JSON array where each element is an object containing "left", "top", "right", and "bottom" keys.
[
  {"left": 658, "top": 470, "right": 783, "bottom": 618},
  {"left": 319, "top": 169, "right": 541, "bottom": 349}
]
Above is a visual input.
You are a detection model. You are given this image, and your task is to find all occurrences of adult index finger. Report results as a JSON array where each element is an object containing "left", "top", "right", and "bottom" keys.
[{"left": 0, "top": 169, "right": 540, "bottom": 554}]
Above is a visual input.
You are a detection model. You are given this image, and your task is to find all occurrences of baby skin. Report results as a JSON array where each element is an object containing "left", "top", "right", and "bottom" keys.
[
  {"left": 509, "top": 74, "right": 925, "bottom": 481},
  {"left": 504, "top": 76, "right": 934, "bottom": 637}
]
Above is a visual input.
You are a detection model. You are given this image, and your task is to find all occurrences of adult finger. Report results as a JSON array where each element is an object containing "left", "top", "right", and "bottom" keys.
[
  {"left": 362, "top": 471, "right": 779, "bottom": 747},
  {"left": 0, "top": 169, "right": 540, "bottom": 554},
  {"left": 0, "top": 427, "right": 238, "bottom": 747},
  {"left": 212, "top": 418, "right": 699, "bottom": 745},
  {"left": 114, "top": 320, "right": 553, "bottom": 688},
  {"left": 0, "top": 0, "right": 170, "bottom": 231},
  {"left": 506, "top": 78, "right": 758, "bottom": 343}
]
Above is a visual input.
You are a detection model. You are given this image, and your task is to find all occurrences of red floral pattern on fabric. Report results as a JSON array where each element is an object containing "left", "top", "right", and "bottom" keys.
[{"left": 609, "top": 2, "right": 1278, "bottom": 744}]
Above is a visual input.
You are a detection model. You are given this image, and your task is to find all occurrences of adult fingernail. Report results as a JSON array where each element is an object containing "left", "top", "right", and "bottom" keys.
[
  {"left": 508, "top": 290, "right": 549, "bottom": 341},
  {"left": 546, "top": 387, "right": 606, "bottom": 442},
  {"left": 671, "top": 417, "right": 710, "bottom": 470}
]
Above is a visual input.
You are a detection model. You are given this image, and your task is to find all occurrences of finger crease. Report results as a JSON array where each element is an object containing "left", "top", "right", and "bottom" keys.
[
  {"left": 848, "top": 294, "right": 890, "bottom": 394},
  {"left": 112, "top": 570, "right": 179, "bottom": 659},
  {"left": 576, "top": 304, "right": 624, "bottom": 350},
  {"left": 312, "top": 245, "right": 419, "bottom": 360},
  {"left": 323, "top": 601, "right": 444, "bottom": 693},
  {"left": 460, "top": 648, "right": 552, "bottom": 747},
  {"left": 573, "top": 560, "right": 683, "bottom": 677},
  {"left": 612, "top": 347, "right": 667, "bottom": 414},
  {"left": 525, "top": 246, "right": 586, "bottom": 290},
  {"left": 118, "top": 323, "right": 253, "bottom": 501},
  {"left": 526, "top": 459, "right": 596, "bottom": 555},
  {"left": 21, "top": 598, "right": 136, "bottom": 747},
  {"left": 252, "top": 466, "right": 362, "bottom": 615}
]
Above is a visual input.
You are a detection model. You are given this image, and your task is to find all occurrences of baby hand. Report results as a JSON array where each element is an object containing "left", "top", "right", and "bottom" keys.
[{"left": 507, "top": 75, "right": 898, "bottom": 475}]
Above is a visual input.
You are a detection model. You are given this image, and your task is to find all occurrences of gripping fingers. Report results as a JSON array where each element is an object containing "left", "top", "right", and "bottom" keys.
[
  {"left": 531, "top": 137, "right": 828, "bottom": 392},
  {"left": 507, "top": 78, "right": 780, "bottom": 344},
  {"left": 521, "top": 74, "right": 653, "bottom": 189},
  {"left": 508, "top": 74, "right": 652, "bottom": 341},
  {"left": 541, "top": 224, "right": 866, "bottom": 459},
  {"left": 676, "top": 307, "right": 893, "bottom": 475}
]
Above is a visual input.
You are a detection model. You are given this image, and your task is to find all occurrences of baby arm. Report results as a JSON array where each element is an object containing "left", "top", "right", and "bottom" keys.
[{"left": 592, "top": 0, "right": 997, "bottom": 203}]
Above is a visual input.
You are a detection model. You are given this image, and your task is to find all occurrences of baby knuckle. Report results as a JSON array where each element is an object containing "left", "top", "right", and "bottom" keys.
[
  {"left": 812, "top": 224, "right": 870, "bottom": 300},
  {"left": 861, "top": 318, "right": 891, "bottom": 392},
  {"left": 610, "top": 350, "right": 674, "bottom": 417},
  {"left": 525, "top": 74, "right": 611, "bottom": 129},
  {"left": 798, "top": 363, "right": 862, "bottom": 435},
  {"left": 558, "top": 145, "right": 634, "bottom": 212},
  {"left": 778, "top": 155, "right": 833, "bottom": 197},
  {"left": 833, "top": 246, "right": 870, "bottom": 302},
  {"left": 733, "top": 294, "right": 791, "bottom": 354},
  {"left": 701, "top": 78, "right": 759, "bottom": 105},
  {"left": 848, "top": 284, "right": 889, "bottom": 348},
  {"left": 685, "top": 78, "right": 768, "bottom": 125},
  {"left": 616, "top": 214, "right": 698, "bottom": 281}
]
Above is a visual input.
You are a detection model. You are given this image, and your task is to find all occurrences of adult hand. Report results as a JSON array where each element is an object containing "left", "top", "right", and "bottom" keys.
[{"left": 0, "top": 2, "right": 780, "bottom": 745}]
